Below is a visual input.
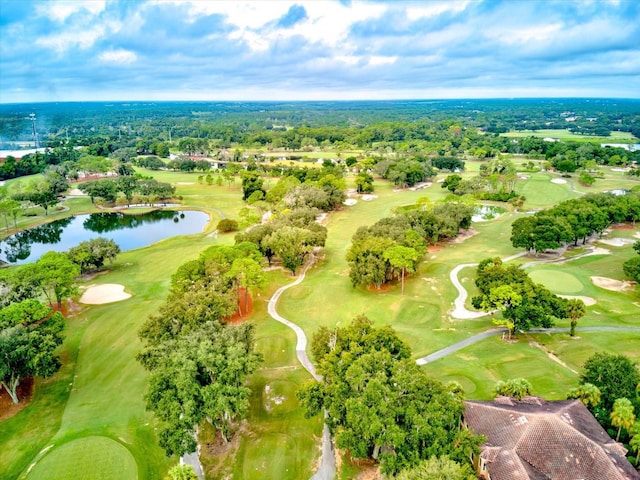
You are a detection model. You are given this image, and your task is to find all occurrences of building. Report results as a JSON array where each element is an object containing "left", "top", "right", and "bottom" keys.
[{"left": 464, "top": 396, "right": 639, "bottom": 480}]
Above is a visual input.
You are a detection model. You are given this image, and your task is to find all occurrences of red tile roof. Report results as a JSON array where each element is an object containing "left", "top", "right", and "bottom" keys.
[{"left": 464, "top": 397, "right": 639, "bottom": 480}]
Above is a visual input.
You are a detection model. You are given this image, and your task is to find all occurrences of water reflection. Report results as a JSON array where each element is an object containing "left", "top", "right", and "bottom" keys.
[{"left": 0, "top": 210, "right": 209, "bottom": 264}]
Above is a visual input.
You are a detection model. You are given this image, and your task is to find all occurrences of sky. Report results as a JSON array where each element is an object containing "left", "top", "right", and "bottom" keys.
[{"left": 1, "top": 0, "right": 639, "bottom": 103}]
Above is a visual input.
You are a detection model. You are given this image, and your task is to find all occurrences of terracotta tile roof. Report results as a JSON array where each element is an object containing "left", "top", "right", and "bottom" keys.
[{"left": 464, "top": 398, "right": 640, "bottom": 480}]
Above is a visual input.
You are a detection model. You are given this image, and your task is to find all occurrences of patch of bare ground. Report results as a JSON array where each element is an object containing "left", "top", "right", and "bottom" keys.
[
  {"left": 0, "top": 376, "right": 33, "bottom": 421},
  {"left": 200, "top": 422, "right": 245, "bottom": 480},
  {"left": 453, "top": 228, "right": 479, "bottom": 243},
  {"left": 427, "top": 244, "right": 443, "bottom": 252}
]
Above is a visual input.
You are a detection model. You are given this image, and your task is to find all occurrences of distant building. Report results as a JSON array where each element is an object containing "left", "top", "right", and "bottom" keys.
[{"left": 464, "top": 396, "right": 639, "bottom": 480}]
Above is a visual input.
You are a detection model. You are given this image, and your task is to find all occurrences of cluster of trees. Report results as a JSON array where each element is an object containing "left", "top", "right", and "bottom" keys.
[
  {"left": 511, "top": 192, "right": 640, "bottom": 254},
  {"left": 346, "top": 200, "right": 474, "bottom": 290},
  {"left": 0, "top": 299, "right": 65, "bottom": 404},
  {"left": 0, "top": 235, "right": 121, "bottom": 405},
  {"left": 79, "top": 176, "right": 176, "bottom": 206},
  {"left": 373, "top": 156, "right": 436, "bottom": 188},
  {"left": 297, "top": 316, "right": 483, "bottom": 476},
  {"left": 569, "top": 352, "right": 640, "bottom": 463},
  {"left": 471, "top": 257, "right": 585, "bottom": 337},
  {"left": 138, "top": 243, "right": 265, "bottom": 455},
  {"left": 235, "top": 208, "right": 327, "bottom": 274},
  {"left": 441, "top": 158, "right": 523, "bottom": 203},
  {"left": 623, "top": 240, "right": 640, "bottom": 282}
]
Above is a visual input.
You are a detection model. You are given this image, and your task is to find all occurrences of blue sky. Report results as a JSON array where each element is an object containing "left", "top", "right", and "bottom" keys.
[{"left": 1, "top": 0, "right": 639, "bottom": 103}]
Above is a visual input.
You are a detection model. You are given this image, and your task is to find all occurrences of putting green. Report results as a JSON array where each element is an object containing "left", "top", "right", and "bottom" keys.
[
  {"left": 25, "top": 436, "right": 137, "bottom": 480},
  {"left": 528, "top": 270, "right": 583, "bottom": 294}
]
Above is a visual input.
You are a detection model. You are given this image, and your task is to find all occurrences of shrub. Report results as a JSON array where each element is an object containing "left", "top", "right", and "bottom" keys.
[{"left": 217, "top": 218, "right": 239, "bottom": 233}]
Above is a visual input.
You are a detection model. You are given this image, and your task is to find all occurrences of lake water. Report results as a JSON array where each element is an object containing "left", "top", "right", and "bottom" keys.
[
  {"left": 472, "top": 205, "right": 506, "bottom": 222},
  {"left": 0, "top": 210, "right": 209, "bottom": 264}
]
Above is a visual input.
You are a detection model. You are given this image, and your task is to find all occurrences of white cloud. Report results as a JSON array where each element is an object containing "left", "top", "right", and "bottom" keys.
[
  {"left": 368, "top": 55, "right": 397, "bottom": 66},
  {"left": 99, "top": 49, "right": 137, "bottom": 64},
  {"left": 406, "top": 1, "right": 470, "bottom": 21},
  {"left": 35, "top": 26, "right": 106, "bottom": 53},
  {"left": 36, "top": 0, "right": 106, "bottom": 22}
]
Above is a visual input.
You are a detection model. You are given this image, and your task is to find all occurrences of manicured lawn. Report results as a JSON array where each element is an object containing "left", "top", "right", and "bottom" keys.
[
  {"left": 3, "top": 166, "right": 639, "bottom": 480},
  {"left": 501, "top": 129, "right": 639, "bottom": 144},
  {"left": 25, "top": 436, "right": 137, "bottom": 480}
]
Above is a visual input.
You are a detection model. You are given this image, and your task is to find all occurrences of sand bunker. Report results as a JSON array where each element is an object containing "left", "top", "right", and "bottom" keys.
[
  {"left": 175, "top": 182, "right": 195, "bottom": 185},
  {"left": 598, "top": 238, "right": 634, "bottom": 247},
  {"left": 361, "top": 195, "right": 378, "bottom": 201},
  {"left": 558, "top": 295, "right": 597, "bottom": 306},
  {"left": 551, "top": 178, "right": 567, "bottom": 184},
  {"left": 80, "top": 284, "right": 131, "bottom": 304},
  {"left": 68, "top": 188, "right": 86, "bottom": 196},
  {"left": 590, "top": 276, "right": 634, "bottom": 292},
  {"left": 343, "top": 199, "right": 358, "bottom": 206}
]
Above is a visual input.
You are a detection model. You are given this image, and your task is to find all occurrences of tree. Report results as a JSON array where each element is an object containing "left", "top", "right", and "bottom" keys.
[
  {"left": 565, "top": 298, "right": 586, "bottom": 336},
  {"left": 393, "top": 456, "right": 476, "bottom": 480},
  {"left": 226, "top": 257, "right": 265, "bottom": 315},
  {"left": 581, "top": 352, "right": 640, "bottom": 415},
  {"left": 354, "top": 172, "right": 374, "bottom": 193},
  {"left": 383, "top": 245, "right": 418, "bottom": 295},
  {"left": 0, "top": 300, "right": 65, "bottom": 403},
  {"left": 566, "top": 383, "right": 601, "bottom": 408},
  {"left": 80, "top": 179, "right": 118, "bottom": 203},
  {"left": 0, "top": 198, "right": 20, "bottom": 230},
  {"left": 164, "top": 464, "right": 198, "bottom": 480},
  {"left": 139, "top": 321, "right": 262, "bottom": 455},
  {"left": 493, "top": 378, "right": 533, "bottom": 400},
  {"left": 264, "top": 226, "right": 313, "bottom": 275},
  {"left": 610, "top": 398, "right": 635, "bottom": 442},
  {"left": 241, "top": 171, "right": 265, "bottom": 201},
  {"left": 629, "top": 421, "right": 640, "bottom": 464},
  {"left": 23, "top": 251, "right": 80, "bottom": 309},
  {"left": 298, "top": 317, "right": 481, "bottom": 475},
  {"left": 67, "top": 238, "right": 121, "bottom": 273}
]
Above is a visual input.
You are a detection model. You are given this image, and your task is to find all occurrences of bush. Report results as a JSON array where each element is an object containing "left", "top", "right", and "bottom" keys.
[{"left": 217, "top": 219, "right": 239, "bottom": 233}]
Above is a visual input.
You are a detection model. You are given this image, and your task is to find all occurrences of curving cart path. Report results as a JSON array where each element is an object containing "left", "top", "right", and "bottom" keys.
[
  {"left": 267, "top": 260, "right": 336, "bottom": 480},
  {"left": 416, "top": 326, "right": 640, "bottom": 365},
  {"left": 450, "top": 252, "right": 527, "bottom": 320}
]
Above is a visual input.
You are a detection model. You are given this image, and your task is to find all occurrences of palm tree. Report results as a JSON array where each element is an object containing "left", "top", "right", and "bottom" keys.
[
  {"left": 566, "top": 383, "right": 601, "bottom": 408},
  {"left": 610, "top": 398, "right": 635, "bottom": 442},
  {"left": 629, "top": 421, "right": 640, "bottom": 464},
  {"left": 566, "top": 298, "right": 586, "bottom": 337}
]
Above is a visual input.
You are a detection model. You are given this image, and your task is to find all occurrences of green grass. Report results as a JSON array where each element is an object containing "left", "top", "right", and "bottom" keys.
[
  {"left": 3, "top": 167, "right": 639, "bottom": 479},
  {"left": 501, "top": 129, "right": 639, "bottom": 144},
  {"left": 25, "top": 436, "right": 137, "bottom": 480},
  {"left": 528, "top": 270, "right": 584, "bottom": 294}
]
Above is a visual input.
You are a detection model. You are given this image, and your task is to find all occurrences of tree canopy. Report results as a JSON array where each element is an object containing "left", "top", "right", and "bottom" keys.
[{"left": 298, "top": 316, "right": 481, "bottom": 476}]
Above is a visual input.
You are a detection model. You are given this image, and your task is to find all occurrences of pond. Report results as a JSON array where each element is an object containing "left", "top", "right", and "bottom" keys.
[
  {"left": 0, "top": 210, "right": 209, "bottom": 265},
  {"left": 472, "top": 205, "right": 506, "bottom": 222}
]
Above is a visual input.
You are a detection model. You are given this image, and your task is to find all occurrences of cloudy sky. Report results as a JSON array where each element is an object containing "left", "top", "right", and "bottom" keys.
[{"left": 1, "top": 0, "right": 639, "bottom": 103}]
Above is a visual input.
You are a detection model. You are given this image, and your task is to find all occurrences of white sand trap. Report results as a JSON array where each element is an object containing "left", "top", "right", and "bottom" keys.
[
  {"left": 551, "top": 178, "right": 567, "bottom": 184},
  {"left": 590, "top": 276, "right": 634, "bottom": 292},
  {"left": 634, "top": 232, "right": 640, "bottom": 239},
  {"left": 343, "top": 199, "right": 358, "bottom": 206},
  {"left": 68, "top": 188, "right": 86, "bottom": 196},
  {"left": 598, "top": 238, "right": 634, "bottom": 247},
  {"left": 558, "top": 295, "right": 597, "bottom": 306},
  {"left": 518, "top": 175, "right": 530, "bottom": 180},
  {"left": 611, "top": 168, "right": 629, "bottom": 172},
  {"left": 80, "top": 284, "right": 131, "bottom": 304},
  {"left": 361, "top": 195, "right": 378, "bottom": 201},
  {"left": 175, "top": 182, "right": 195, "bottom": 185},
  {"left": 584, "top": 247, "right": 610, "bottom": 257}
]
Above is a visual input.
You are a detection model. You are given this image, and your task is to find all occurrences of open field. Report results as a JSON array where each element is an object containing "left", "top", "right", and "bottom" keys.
[
  {"left": 2, "top": 164, "right": 639, "bottom": 479},
  {"left": 501, "top": 129, "right": 639, "bottom": 144}
]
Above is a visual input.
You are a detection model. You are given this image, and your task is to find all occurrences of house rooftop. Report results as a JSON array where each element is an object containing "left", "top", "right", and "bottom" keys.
[{"left": 464, "top": 397, "right": 639, "bottom": 480}]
